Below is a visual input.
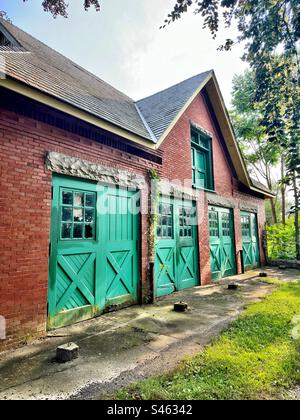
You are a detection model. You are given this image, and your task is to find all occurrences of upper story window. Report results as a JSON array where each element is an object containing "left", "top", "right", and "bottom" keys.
[{"left": 191, "top": 127, "right": 214, "bottom": 191}]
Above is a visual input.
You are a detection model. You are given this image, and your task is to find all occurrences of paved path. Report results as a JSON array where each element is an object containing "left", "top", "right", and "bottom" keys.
[{"left": 0, "top": 268, "right": 297, "bottom": 400}]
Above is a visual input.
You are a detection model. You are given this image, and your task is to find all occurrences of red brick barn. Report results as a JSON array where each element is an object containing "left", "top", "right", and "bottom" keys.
[{"left": 0, "top": 19, "right": 273, "bottom": 350}]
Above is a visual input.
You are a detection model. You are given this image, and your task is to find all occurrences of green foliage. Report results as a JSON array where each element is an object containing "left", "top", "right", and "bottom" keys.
[
  {"left": 231, "top": 70, "right": 281, "bottom": 224},
  {"left": 231, "top": 70, "right": 281, "bottom": 179},
  {"left": 148, "top": 169, "right": 161, "bottom": 259},
  {"left": 164, "top": 0, "right": 300, "bottom": 255},
  {"left": 1, "top": 1, "right": 101, "bottom": 18},
  {"left": 267, "top": 216, "right": 299, "bottom": 261},
  {"left": 7, "top": 0, "right": 101, "bottom": 18},
  {"left": 116, "top": 281, "right": 300, "bottom": 400},
  {"left": 265, "top": 198, "right": 282, "bottom": 226}
]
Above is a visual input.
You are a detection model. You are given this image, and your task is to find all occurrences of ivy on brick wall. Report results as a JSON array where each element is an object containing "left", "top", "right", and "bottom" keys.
[{"left": 148, "top": 169, "right": 160, "bottom": 262}]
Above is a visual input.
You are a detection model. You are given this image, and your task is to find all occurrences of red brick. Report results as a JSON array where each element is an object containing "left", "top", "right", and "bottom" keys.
[{"left": 0, "top": 92, "right": 266, "bottom": 350}]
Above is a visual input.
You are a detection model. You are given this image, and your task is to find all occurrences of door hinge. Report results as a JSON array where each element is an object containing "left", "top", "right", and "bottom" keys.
[
  {"left": 49, "top": 243, "right": 51, "bottom": 257},
  {"left": 51, "top": 186, "right": 54, "bottom": 200}
]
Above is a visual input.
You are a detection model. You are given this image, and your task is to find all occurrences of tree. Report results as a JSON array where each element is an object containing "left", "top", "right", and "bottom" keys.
[
  {"left": 230, "top": 70, "right": 281, "bottom": 225},
  {"left": 1, "top": 0, "right": 101, "bottom": 19},
  {"left": 164, "top": 0, "right": 300, "bottom": 260}
]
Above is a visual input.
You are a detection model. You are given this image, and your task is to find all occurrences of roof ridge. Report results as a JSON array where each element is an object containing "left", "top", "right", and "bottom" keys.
[{"left": 136, "top": 70, "right": 213, "bottom": 104}]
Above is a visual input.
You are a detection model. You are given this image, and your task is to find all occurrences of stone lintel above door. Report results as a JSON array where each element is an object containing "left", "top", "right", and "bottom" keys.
[
  {"left": 45, "top": 151, "right": 146, "bottom": 189},
  {"left": 206, "top": 193, "right": 236, "bottom": 209}
]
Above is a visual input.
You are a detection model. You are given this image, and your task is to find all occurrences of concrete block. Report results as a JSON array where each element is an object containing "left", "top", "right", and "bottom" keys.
[
  {"left": 56, "top": 342, "right": 79, "bottom": 363},
  {"left": 174, "top": 302, "right": 188, "bottom": 312},
  {"left": 228, "top": 283, "right": 238, "bottom": 290}
]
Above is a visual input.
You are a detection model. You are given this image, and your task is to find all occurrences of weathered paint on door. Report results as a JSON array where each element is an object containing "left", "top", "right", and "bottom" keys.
[
  {"left": 209, "top": 206, "right": 237, "bottom": 281},
  {"left": 155, "top": 198, "right": 199, "bottom": 297},
  {"left": 241, "top": 211, "right": 260, "bottom": 270},
  {"left": 48, "top": 175, "right": 139, "bottom": 329}
]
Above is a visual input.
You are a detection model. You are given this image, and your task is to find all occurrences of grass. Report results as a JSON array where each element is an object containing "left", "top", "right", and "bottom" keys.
[{"left": 116, "top": 280, "right": 300, "bottom": 400}]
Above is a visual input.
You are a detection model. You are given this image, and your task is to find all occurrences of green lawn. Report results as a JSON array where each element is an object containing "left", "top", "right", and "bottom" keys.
[{"left": 117, "top": 280, "right": 300, "bottom": 400}]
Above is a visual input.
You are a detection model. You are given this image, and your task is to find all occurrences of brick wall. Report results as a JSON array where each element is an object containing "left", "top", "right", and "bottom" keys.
[
  {"left": 160, "top": 92, "right": 266, "bottom": 285},
  {"left": 0, "top": 108, "right": 160, "bottom": 350},
  {"left": 0, "top": 90, "right": 267, "bottom": 350}
]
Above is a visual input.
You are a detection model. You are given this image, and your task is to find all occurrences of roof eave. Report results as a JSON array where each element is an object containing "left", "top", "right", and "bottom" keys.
[
  {"left": 0, "top": 75, "right": 157, "bottom": 149},
  {"left": 249, "top": 186, "right": 275, "bottom": 199}
]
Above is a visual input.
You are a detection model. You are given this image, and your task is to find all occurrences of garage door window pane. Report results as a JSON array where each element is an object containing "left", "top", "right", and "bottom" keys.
[
  {"left": 74, "top": 193, "right": 84, "bottom": 207},
  {"left": 73, "top": 223, "right": 83, "bottom": 238},
  {"left": 74, "top": 208, "right": 84, "bottom": 222},
  {"left": 60, "top": 189, "right": 96, "bottom": 240},
  {"left": 85, "top": 193, "right": 95, "bottom": 207},
  {"left": 61, "top": 223, "right": 72, "bottom": 239},
  {"left": 62, "top": 207, "right": 72, "bottom": 222},
  {"left": 62, "top": 191, "right": 73, "bottom": 205}
]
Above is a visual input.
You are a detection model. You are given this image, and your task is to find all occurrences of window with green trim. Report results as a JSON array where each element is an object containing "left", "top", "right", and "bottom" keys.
[
  {"left": 241, "top": 215, "right": 251, "bottom": 237},
  {"left": 209, "top": 210, "right": 219, "bottom": 237},
  {"left": 191, "top": 127, "right": 214, "bottom": 190},
  {"left": 157, "top": 203, "right": 173, "bottom": 239},
  {"left": 179, "top": 206, "right": 193, "bottom": 238},
  {"left": 60, "top": 189, "right": 96, "bottom": 240},
  {"left": 221, "top": 212, "right": 231, "bottom": 237}
]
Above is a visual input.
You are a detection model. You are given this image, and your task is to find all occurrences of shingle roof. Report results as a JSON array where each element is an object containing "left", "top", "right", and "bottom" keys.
[
  {"left": 0, "top": 18, "right": 212, "bottom": 144},
  {"left": 0, "top": 18, "right": 152, "bottom": 140},
  {"left": 136, "top": 72, "right": 212, "bottom": 140},
  {"left": 0, "top": 19, "right": 274, "bottom": 197},
  {"left": 250, "top": 178, "right": 273, "bottom": 195}
]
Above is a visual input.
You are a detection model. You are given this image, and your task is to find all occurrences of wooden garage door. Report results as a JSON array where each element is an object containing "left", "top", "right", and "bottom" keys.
[
  {"left": 209, "top": 206, "right": 237, "bottom": 281},
  {"left": 48, "top": 176, "right": 139, "bottom": 329},
  {"left": 241, "top": 211, "right": 260, "bottom": 270},
  {"left": 155, "top": 197, "right": 199, "bottom": 297}
]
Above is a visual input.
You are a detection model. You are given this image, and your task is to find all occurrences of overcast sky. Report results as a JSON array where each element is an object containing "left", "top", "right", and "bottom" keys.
[{"left": 2, "top": 0, "right": 248, "bottom": 106}]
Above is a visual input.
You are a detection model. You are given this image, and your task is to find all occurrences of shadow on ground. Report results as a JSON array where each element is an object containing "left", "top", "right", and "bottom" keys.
[{"left": 0, "top": 267, "right": 297, "bottom": 400}]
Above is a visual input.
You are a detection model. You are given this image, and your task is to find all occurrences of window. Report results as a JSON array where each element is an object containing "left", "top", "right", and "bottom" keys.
[
  {"left": 221, "top": 213, "right": 231, "bottom": 237},
  {"left": 60, "top": 189, "right": 96, "bottom": 240},
  {"left": 209, "top": 210, "right": 219, "bottom": 237},
  {"left": 241, "top": 215, "right": 251, "bottom": 237},
  {"left": 179, "top": 206, "right": 193, "bottom": 238},
  {"left": 157, "top": 203, "right": 173, "bottom": 239},
  {"left": 191, "top": 128, "right": 214, "bottom": 190}
]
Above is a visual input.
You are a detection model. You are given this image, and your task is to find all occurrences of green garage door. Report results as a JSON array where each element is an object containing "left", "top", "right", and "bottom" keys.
[
  {"left": 48, "top": 175, "right": 139, "bottom": 329},
  {"left": 209, "top": 206, "right": 237, "bottom": 281},
  {"left": 241, "top": 211, "right": 260, "bottom": 270},
  {"left": 155, "top": 197, "right": 199, "bottom": 297}
]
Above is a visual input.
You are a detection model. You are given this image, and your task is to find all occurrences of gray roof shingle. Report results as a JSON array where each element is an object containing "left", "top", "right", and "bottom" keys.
[
  {"left": 136, "top": 72, "right": 212, "bottom": 141},
  {"left": 0, "top": 19, "right": 273, "bottom": 196},
  {"left": 0, "top": 18, "right": 152, "bottom": 140},
  {"left": 0, "top": 18, "right": 212, "bottom": 143}
]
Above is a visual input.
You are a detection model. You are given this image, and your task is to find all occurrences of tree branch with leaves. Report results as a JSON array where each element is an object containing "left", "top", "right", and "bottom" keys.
[{"left": 164, "top": 0, "right": 300, "bottom": 259}]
